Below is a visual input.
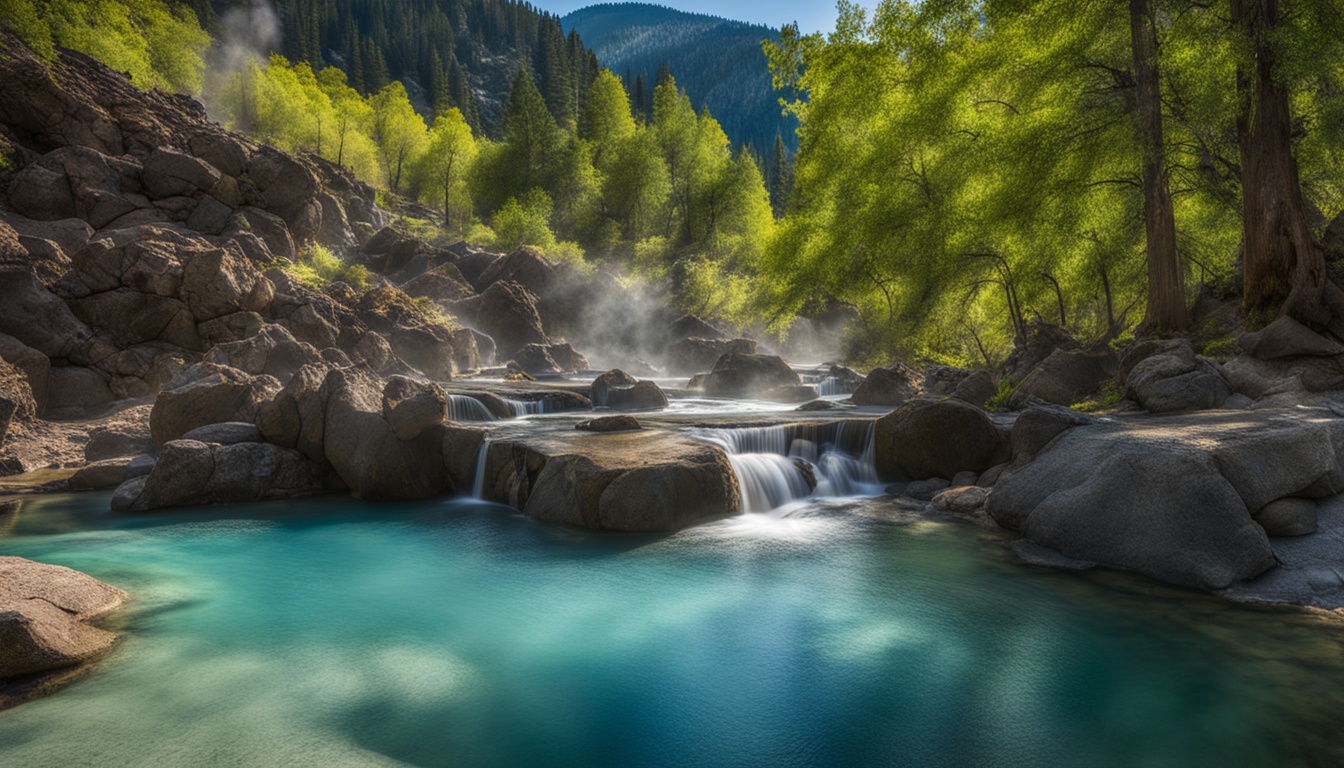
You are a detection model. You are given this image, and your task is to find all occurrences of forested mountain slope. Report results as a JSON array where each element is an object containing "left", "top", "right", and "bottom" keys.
[
  {"left": 188, "top": 0, "right": 599, "bottom": 134},
  {"left": 563, "top": 3, "right": 795, "bottom": 154}
]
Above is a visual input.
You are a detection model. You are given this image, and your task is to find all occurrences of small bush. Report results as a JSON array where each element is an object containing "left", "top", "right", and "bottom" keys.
[
  {"left": 985, "top": 377, "right": 1018, "bottom": 411},
  {"left": 271, "top": 246, "right": 370, "bottom": 291},
  {"left": 1072, "top": 380, "right": 1124, "bottom": 413}
]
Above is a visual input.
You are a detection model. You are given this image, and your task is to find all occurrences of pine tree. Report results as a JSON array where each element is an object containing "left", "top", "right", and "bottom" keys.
[
  {"left": 501, "top": 67, "right": 563, "bottom": 195},
  {"left": 632, "top": 73, "right": 649, "bottom": 122}
]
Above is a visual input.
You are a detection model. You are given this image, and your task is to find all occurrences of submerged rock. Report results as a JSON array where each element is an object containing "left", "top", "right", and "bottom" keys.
[
  {"left": 576, "top": 415, "right": 642, "bottom": 432},
  {"left": 113, "top": 438, "right": 333, "bottom": 511}
]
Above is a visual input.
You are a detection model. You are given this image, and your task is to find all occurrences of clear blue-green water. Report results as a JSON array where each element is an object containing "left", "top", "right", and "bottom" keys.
[{"left": 2, "top": 493, "right": 1343, "bottom": 767}]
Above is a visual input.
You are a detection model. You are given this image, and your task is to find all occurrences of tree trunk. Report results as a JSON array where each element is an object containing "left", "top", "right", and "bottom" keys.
[
  {"left": 1232, "top": 0, "right": 1329, "bottom": 327},
  {"left": 1130, "top": 0, "right": 1187, "bottom": 333}
]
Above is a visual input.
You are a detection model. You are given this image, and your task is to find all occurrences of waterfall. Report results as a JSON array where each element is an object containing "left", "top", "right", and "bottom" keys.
[
  {"left": 502, "top": 397, "right": 554, "bottom": 417},
  {"left": 694, "top": 420, "right": 880, "bottom": 513},
  {"left": 472, "top": 438, "right": 490, "bottom": 498},
  {"left": 801, "top": 374, "right": 852, "bottom": 396},
  {"left": 447, "top": 394, "right": 495, "bottom": 422}
]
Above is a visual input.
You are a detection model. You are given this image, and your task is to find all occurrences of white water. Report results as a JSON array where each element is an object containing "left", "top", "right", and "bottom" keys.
[
  {"left": 471, "top": 438, "right": 490, "bottom": 498},
  {"left": 503, "top": 397, "right": 555, "bottom": 416},
  {"left": 447, "top": 394, "right": 496, "bottom": 422},
  {"left": 694, "top": 421, "right": 882, "bottom": 513}
]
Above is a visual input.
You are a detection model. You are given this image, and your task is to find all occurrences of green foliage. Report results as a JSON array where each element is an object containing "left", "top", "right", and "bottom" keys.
[
  {"left": 3, "top": 0, "right": 209, "bottom": 92},
  {"left": 985, "top": 378, "right": 1019, "bottom": 413},
  {"left": 491, "top": 190, "right": 558, "bottom": 252},
  {"left": 1072, "top": 380, "right": 1124, "bottom": 414},
  {"left": 273, "top": 246, "right": 371, "bottom": 292},
  {"left": 413, "top": 108, "right": 477, "bottom": 232}
]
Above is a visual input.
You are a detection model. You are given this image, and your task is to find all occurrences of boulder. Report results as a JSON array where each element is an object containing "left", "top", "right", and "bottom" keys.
[
  {"left": 203, "top": 324, "right": 322, "bottom": 383},
  {"left": 474, "top": 246, "right": 556, "bottom": 295},
  {"left": 1239, "top": 316, "right": 1344, "bottom": 360},
  {"left": 922, "top": 366, "right": 995, "bottom": 406},
  {"left": 0, "top": 334, "right": 50, "bottom": 415},
  {"left": 114, "top": 439, "right": 332, "bottom": 511},
  {"left": 0, "top": 268, "right": 97, "bottom": 362},
  {"left": 84, "top": 424, "right": 153, "bottom": 461},
  {"left": 988, "top": 432, "right": 1274, "bottom": 591},
  {"left": 850, "top": 363, "right": 922, "bottom": 407},
  {"left": 400, "top": 268, "right": 473, "bottom": 304},
  {"left": 45, "top": 366, "right": 114, "bottom": 414},
  {"left": 576, "top": 415, "right": 642, "bottom": 432},
  {"left": 69, "top": 457, "right": 135, "bottom": 490},
  {"left": 933, "top": 485, "right": 990, "bottom": 513},
  {"left": 0, "top": 359, "right": 36, "bottom": 445},
  {"left": 1254, "top": 497, "right": 1317, "bottom": 537},
  {"left": 1126, "top": 351, "right": 1230, "bottom": 413},
  {"left": 319, "top": 367, "right": 453, "bottom": 500},
  {"left": 1009, "top": 402, "right": 1094, "bottom": 463},
  {"left": 761, "top": 384, "right": 819, "bottom": 403},
  {"left": 999, "top": 321, "right": 1082, "bottom": 382},
  {"left": 356, "top": 286, "right": 459, "bottom": 380},
  {"left": 477, "top": 432, "right": 739, "bottom": 531},
  {"left": 691, "top": 353, "right": 801, "bottom": 398},
  {"left": 666, "top": 337, "right": 756, "bottom": 375},
  {"left": 904, "top": 477, "right": 951, "bottom": 500},
  {"left": 873, "top": 398, "right": 1010, "bottom": 481},
  {"left": 607, "top": 380, "right": 668, "bottom": 410},
  {"left": 0, "top": 557, "right": 125, "bottom": 681},
  {"left": 1007, "top": 349, "right": 1117, "bottom": 409},
  {"left": 590, "top": 369, "right": 638, "bottom": 407},
  {"left": 513, "top": 343, "right": 561, "bottom": 375},
  {"left": 458, "top": 280, "right": 548, "bottom": 359},
  {"left": 381, "top": 376, "right": 448, "bottom": 441},
  {"left": 150, "top": 363, "right": 281, "bottom": 445},
  {"left": 796, "top": 399, "right": 852, "bottom": 412},
  {"left": 179, "top": 421, "right": 262, "bottom": 445}
]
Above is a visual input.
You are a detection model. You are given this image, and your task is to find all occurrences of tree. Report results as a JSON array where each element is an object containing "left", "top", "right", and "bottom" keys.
[
  {"left": 1231, "top": 0, "right": 1328, "bottom": 327},
  {"left": 370, "top": 81, "right": 427, "bottom": 193},
  {"left": 500, "top": 68, "right": 563, "bottom": 197},
  {"left": 1129, "top": 0, "right": 1186, "bottom": 334},
  {"left": 579, "top": 69, "right": 636, "bottom": 169},
  {"left": 769, "top": 131, "right": 791, "bottom": 218},
  {"left": 418, "top": 108, "right": 478, "bottom": 230}
]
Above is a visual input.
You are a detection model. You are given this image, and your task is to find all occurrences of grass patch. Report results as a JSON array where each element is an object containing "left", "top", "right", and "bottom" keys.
[
  {"left": 269, "top": 245, "right": 371, "bottom": 292},
  {"left": 1072, "top": 380, "right": 1124, "bottom": 413}
]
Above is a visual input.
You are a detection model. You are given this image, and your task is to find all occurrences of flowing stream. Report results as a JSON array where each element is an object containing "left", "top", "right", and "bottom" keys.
[{"left": 2, "top": 492, "right": 1344, "bottom": 766}]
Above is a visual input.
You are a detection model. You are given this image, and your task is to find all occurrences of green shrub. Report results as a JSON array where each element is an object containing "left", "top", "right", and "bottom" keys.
[
  {"left": 985, "top": 378, "right": 1018, "bottom": 411},
  {"left": 1072, "top": 380, "right": 1124, "bottom": 413},
  {"left": 270, "top": 246, "right": 370, "bottom": 291}
]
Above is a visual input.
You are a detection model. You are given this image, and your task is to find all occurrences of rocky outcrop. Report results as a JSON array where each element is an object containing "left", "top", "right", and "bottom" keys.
[
  {"left": 149, "top": 363, "right": 281, "bottom": 446},
  {"left": 873, "top": 398, "right": 1009, "bottom": 481},
  {"left": 922, "top": 366, "right": 995, "bottom": 406},
  {"left": 689, "top": 353, "right": 800, "bottom": 397},
  {"left": 0, "top": 557, "right": 125, "bottom": 694},
  {"left": 514, "top": 342, "right": 589, "bottom": 375},
  {"left": 667, "top": 337, "right": 756, "bottom": 375},
  {"left": 476, "top": 432, "right": 740, "bottom": 531},
  {"left": 0, "top": 359, "right": 36, "bottom": 447},
  {"left": 112, "top": 438, "right": 334, "bottom": 511},
  {"left": 986, "top": 410, "right": 1344, "bottom": 590},
  {"left": 1122, "top": 339, "right": 1230, "bottom": 413},
  {"left": 452, "top": 280, "right": 548, "bottom": 359}
]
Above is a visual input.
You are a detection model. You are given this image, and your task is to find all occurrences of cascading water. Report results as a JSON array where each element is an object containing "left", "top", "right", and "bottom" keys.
[
  {"left": 801, "top": 374, "right": 852, "bottom": 396},
  {"left": 447, "top": 394, "right": 496, "bottom": 422},
  {"left": 694, "top": 420, "right": 881, "bottom": 513},
  {"left": 503, "top": 397, "right": 555, "bottom": 417},
  {"left": 472, "top": 438, "right": 490, "bottom": 498}
]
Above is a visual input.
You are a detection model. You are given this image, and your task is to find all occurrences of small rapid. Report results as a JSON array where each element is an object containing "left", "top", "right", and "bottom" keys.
[
  {"left": 447, "top": 394, "right": 496, "bottom": 422},
  {"left": 694, "top": 420, "right": 882, "bottom": 513}
]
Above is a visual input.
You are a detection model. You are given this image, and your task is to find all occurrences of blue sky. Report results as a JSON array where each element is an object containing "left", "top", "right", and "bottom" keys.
[{"left": 538, "top": 0, "right": 858, "bottom": 35}]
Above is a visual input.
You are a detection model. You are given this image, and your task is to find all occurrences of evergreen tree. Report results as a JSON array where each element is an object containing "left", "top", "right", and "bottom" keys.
[{"left": 500, "top": 68, "right": 563, "bottom": 196}]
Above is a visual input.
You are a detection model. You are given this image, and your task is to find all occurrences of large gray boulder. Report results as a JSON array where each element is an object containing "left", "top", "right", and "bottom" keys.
[
  {"left": 873, "top": 398, "right": 1009, "bottom": 481},
  {"left": 666, "top": 337, "right": 756, "bottom": 375},
  {"left": 1238, "top": 316, "right": 1344, "bottom": 360},
  {"left": 986, "top": 410, "right": 1344, "bottom": 590}
]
